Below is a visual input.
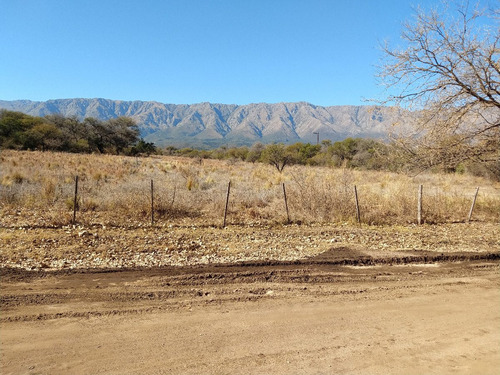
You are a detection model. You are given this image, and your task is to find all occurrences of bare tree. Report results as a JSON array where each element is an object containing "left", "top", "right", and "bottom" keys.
[{"left": 379, "top": 0, "right": 499, "bottom": 173}]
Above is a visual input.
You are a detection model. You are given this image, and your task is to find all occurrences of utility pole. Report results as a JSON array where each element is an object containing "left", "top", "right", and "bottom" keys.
[{"left": 313, "top": 132, "right": 319, "bottom": 145}]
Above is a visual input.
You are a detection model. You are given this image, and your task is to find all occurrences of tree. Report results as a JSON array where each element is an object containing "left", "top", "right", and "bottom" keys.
[
  {"left": 329, "top": 138, "right": 359, "bottom": 163},
  {"left": 227, "top": 146, "right": 249, "bottom": 161},
  {"left": 84, "top": 117, "right": 139, "bottom": 153},
  {"left": 106, "top": 117, "right": 140, "bottom": 153},
  {"left": 246, "top": 142, "right": 265, "bottom": 163},
  {"left": 84, "top": 117, "right": 108, "bottom": 153},
  {"left": 45, "top": 114, "right": 88, "bottom": 151},
  {"left": 129, "top": 138, "right": 157, "bottom": 156},
  {"left": 23, "top": 123, "right": 64, "bottom": 151},
  {"left": 379, "top": 1, "right": 499, "bottom": 173},
  {"left": 286, "top": 142, "right": 322, "bottom": 164},
  {"left": 0, "top": 110, "right": 43, "bottom": 149},
  {"left": 262, "top": 143, "right": 293, "bottom": 172}
]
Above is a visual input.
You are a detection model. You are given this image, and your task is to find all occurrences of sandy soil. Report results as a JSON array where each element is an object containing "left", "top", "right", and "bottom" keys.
[{"left": 1, "top": 248, "right": 499, "bottom": 375}]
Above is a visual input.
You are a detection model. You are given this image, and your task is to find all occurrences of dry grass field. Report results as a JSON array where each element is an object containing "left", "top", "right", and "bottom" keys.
[
  {"left": 1, "top": 150, "right": 499, "bottom": 228},
  {"left": 1, "top": 150, "right": 499, "bottom": 374}
]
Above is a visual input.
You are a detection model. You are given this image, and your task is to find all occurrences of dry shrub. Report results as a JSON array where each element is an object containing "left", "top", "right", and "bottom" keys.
[
  {"left": 0, "top": 184, "right": 21, "bottom": 205},
  {"left": 42, "top": 178, "right": 57, "bottom": 204},
  {"left": 286, "top": 167, "right": 356, "bottom": 223},
  {"left": 354, "top": 175, "right": 420, "bottom": 225}
]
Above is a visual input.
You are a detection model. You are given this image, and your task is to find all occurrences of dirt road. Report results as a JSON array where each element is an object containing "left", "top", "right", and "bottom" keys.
[{"left": 1, "top": 250, "right": 499, "bottom": 375}]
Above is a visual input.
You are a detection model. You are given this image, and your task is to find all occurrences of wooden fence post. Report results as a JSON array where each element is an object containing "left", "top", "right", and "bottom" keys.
[
  {"left": 282, "top": 182, "right": 290, "bottom": 224},
  {"left": 467, "top": 187, "right": 479, "bottom": 223},
  {"left": 72, "top": 175, "right": 79, "bottom": 225},
  {"left": 151, "top": 179, "right": 154, "bottom": 226},
  {"left": 354, "top": 185, "right": 361, "bottom": 225},
  {"left": 418, "top": 184, "right": 423, "bottom": 225},
  {"left": 223, "top": 181, "right": 231, "bottom": 228}
]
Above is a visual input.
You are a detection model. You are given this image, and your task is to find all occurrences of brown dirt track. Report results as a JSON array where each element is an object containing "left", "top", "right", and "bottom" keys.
[{"left": 2, "top": 239, "right": 500, "bottom": 375}]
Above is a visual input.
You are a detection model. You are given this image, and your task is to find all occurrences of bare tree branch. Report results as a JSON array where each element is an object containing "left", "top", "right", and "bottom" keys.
[{"left": 377, "top": 0, "right": 500, "bottom": 174}]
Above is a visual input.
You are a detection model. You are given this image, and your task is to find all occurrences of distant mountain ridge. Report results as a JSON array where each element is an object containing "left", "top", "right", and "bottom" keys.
[{"left": 0, "top": 98, "right": 405, "bottom": 147}]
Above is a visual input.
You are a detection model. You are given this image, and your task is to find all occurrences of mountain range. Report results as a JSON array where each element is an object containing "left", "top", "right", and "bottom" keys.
[{"left": 0, "top": 98, "right": 406, "bottom": 148}]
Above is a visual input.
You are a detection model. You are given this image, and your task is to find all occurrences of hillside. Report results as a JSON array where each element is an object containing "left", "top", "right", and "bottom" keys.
[{"left": 0, "top": 98, "right": 406, "bottom": 147}]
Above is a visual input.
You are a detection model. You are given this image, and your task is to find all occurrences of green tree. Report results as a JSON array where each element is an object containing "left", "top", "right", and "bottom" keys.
[
  {"left": 262, "top": 143, "right": 293, "bottom": 172},
  {"left": 227, "top": 146, "right": 249, "bottom": 161},
  {"left": 45, "top": 114, "right": 88, "bottom": 151},
  {"left": 84, "top": 117, "right": 139, "bottom": 153},
  {"left": 129, "top": 139, "right": 157, "bottom": 156},
  {"left": 329, "top": 138, "right": 359, "bottom": 164},
  {"left": 23, "top": 123, "right": 64, "bottom": 151},
  {"left": 106, "top": 117, "right": 140, "bottom": 153},
  {"left": 0, "top": 110, "right": 43, "bottom": 149},
  {"left": 84, "top": 117, "right": 108, "bottom": 153},
  {"left": 286, "top": 142, "right": 321, "bottom": 164}
]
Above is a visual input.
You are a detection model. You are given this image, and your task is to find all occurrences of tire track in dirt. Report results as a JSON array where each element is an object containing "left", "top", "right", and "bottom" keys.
[
  {"left": 2, "top": 252, "right": 499, "bottom": 322},
  {"left": 1, "top": 278, "right": 479, "bottom": 323},
  {"left": 2, "top": 248, "right": 498, "bottom": 281}
]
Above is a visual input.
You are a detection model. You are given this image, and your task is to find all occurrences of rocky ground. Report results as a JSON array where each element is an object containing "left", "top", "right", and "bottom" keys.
[
  {"left": 1, "top": 221, "right": 498, "bottom": 270},
  {"left": 1, "top": 221, "right": 499, "bottom": 374}
]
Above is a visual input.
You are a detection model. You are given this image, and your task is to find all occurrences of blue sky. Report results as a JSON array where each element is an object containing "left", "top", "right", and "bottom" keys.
[{"left": 1, "top": 0, "right": 446, "bottom": 106}]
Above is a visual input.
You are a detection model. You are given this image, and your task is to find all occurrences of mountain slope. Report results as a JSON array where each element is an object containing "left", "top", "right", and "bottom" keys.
[{"left": 0, "top": 98, "right": 405, "bottom": 147}]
